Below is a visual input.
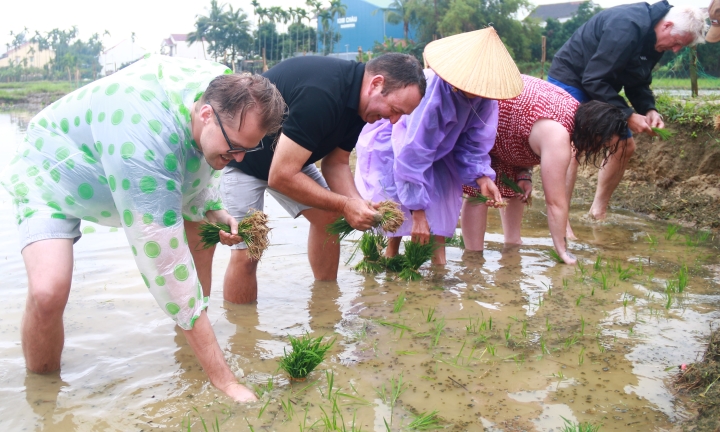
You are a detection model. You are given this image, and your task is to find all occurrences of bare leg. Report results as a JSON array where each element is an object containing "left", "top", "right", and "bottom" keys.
[
  {"left": 565, "top": 156, "right": 580, "bottom": 240},
  {"left": 185, "top": 220, "right": 217, "bottom": 297},
  {"left": 589, "top": 137, "right": 635, "bottom": 220},
  {"left": 21, "top": 239, "right": 74, "bottom": 373},
  {"left": 182, "top": 311, "right": 257, "bottom": 402},
  {"left": 386, "top": 237, "right": 401, "bottom": 257},
  {"left": 500, "top": 197, "right": 525, "bottom": 245},
  {"left": 223, "top": 249, "right": 258, "bottom": 304},
  {"left": 460, "top": 200, "right": 489, "bottom": 252},
  {"left": 302, "top": 207, "right": 341, "bottom": 281},
  {"left": 432, "top": 235, "right": 446, "bottom": 265}
]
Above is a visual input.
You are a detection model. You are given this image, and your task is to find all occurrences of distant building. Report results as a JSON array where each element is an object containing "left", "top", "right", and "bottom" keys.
[
  {"left": 0, "top": 42, "right": 54, "bottom": 69},
  {"left": 528, "top": 1, "right": 585, "bottom": 25},
  {"left": 318, "top": 0, "right": 408, "bottom": 54},
  {"left": 99, "top": 39, "right": 148, "bottom": 76},
  {"left": 160, "top": 34, "right": 210, "bottom": 60}
]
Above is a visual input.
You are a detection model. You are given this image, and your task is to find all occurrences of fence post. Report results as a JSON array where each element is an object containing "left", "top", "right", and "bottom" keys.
[
  {"left": 541, "top": 36, "right": 546, "bottom": 80},
  {"left": 690, "top": 46, "right": 698, "bottom": 98}
]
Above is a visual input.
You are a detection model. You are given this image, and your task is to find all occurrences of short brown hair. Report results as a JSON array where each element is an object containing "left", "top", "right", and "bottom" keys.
[
  {"left": 201, "top": 73, "right": 286, "bottom": 135},
  {"left": 366, "top": 53, "right": 427, "bottom": 97}
]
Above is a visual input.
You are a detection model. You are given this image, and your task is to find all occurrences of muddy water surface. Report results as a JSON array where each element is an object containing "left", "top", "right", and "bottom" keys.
[{"left": 0, "top": 111, "right": 719, "bottom": 431}]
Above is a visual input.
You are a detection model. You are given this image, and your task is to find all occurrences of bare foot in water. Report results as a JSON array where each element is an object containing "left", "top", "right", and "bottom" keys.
[
  {"left": 588, "top": 205, "right": 607, "bottom": 221},
  {"left": 566, "top": 221, "right": 577, "bottom": 241}
]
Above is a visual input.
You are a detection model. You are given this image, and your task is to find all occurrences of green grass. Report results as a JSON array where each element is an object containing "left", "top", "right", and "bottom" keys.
[
  {"left": 652, "top": 77, "right": 720, "bottom": 90},
  {"left": 278, "top": 333, "right": 335, "bottom": 380},
  {"left": 560, "top": 416, "right": 601, "bottom": 432},
  {"left": 0, "top": 80, "right": 76, "bottom": 103}
]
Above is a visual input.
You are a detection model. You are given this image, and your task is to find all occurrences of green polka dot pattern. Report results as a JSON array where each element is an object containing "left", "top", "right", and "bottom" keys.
[{"left": 1, "top": 55, "right": 226, "bottom": 330}]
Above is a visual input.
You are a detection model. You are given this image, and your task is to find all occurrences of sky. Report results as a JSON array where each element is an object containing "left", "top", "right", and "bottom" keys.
[{"left": 1, "top": 0, "right": 711, "bottom": 56}]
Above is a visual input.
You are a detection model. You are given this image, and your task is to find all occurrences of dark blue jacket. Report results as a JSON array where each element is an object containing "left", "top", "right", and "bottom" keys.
[{"left": 548, "top": 1, "right": 671, "bottom": 119}]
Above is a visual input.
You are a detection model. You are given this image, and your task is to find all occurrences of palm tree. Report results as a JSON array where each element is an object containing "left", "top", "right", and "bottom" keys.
[
  {"left": 326, "top": 0, "right": 347, "bottom": 54},
  {"left": 385, "top": 0, "right": 415, "bottom": 40},
  {"left": 221, "top": 4, "right": 252, "bottom": 71},
  {"left": 307, "top": 0, "right": 323, "bottom": 54}
]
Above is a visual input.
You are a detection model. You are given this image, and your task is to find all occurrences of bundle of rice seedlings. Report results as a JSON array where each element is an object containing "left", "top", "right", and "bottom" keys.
[
  {"left": 382, "top": 253, "right": 407, "bottom": 273},
  {"left": 398, "top": 237, "right": 436, "bottom": 281},
  {"left": 463, "top": 193, "right": 489, "bottom": 205},
  {"left": 326, "top": 199, "right": 405, "bottom": 240},
  {"left": 651, "top": 127, "right": 675, "bottom": 141},
  {"left": 354, "top": 232, "right": 387, "bottom": 274},
  {"left": 198, "top": 211, "right": 270, "bottom": 260},
  {"left": 278, "top": 333, "right": 335, "bottom": 381},
  {"left": 501, "top": 173, "right": 531, "bottom": 206}
]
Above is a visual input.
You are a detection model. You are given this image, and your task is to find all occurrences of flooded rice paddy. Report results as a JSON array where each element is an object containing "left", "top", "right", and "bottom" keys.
[{"left": 0, "top": 111, "right": 719, "bottom": 431}]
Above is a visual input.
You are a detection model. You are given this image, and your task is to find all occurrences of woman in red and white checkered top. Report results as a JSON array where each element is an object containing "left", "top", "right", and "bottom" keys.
[{"left": 461, "top": 75, "right": 628, "bottom": 264}]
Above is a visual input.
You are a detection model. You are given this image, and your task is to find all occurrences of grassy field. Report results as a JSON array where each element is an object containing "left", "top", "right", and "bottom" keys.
[
  {"left": 652, "top": 77, "right": 720, "bottom": 90},
  {"left": 0, "top": 81, "right": 78, "bottom": 103}
]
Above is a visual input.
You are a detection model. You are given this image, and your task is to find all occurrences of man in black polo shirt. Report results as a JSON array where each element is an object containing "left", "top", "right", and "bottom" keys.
[
  {"left": 219, "top": 53, "right": 426, "bottom": 303},
  {"left": 547, "top": 2, "right": 706, "bottom": 231}
]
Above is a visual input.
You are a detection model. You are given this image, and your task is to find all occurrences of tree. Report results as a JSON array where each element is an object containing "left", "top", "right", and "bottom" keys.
[
  {"left": 189, "top": 0, "right": 254, "bottom": 67},
  {"left": 384, "top": 0, "right": 419, "bottom": 41},
  {"left": 31, "top": 27, "right": 104, "bottom": 80}
]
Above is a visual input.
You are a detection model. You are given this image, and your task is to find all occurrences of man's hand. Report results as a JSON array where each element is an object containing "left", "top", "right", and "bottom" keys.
[
  {"left": 645, "top": 110, "right": 665, "bottom": 129},
  {"left": 410, "top": 210, "right": 431, "bottom": 244},
  {"left": 476, "top": 176, "right": 504, "bottom": 207},
  {"left": 206, "top": 209, "right": 243, "bottom": 246},
  {"left": 222, "top": 382, "right": 259, "bottom": 403},
  {"left": 627, "top": 113, "right": 653, "bottom": 135},
  {"left": 518, "top": 179, "right": 533, "bottom": 203},
  {"left": 342, "top": 198, "right": 380, "bottom": 231}
]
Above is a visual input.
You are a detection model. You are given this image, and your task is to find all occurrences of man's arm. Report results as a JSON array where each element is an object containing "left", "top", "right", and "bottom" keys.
[
  {"left": 320, "top": 146, "right": 364, "bottom": 199},
  {"left": 268, "top": 133, "right": 378, "bottom": 230}
]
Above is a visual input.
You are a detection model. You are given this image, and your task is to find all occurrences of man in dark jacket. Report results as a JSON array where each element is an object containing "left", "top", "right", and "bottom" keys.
[{"left": 548, "top": 1, "right": 706, "bottom": 229}]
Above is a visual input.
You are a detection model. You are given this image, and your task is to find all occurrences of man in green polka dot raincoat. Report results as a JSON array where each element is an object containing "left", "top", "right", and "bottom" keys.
[{"left": 0, "top": 54, "right": 286, "bottom": 402}]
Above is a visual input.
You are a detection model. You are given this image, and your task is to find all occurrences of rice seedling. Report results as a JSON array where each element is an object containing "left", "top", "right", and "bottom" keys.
[
  {"left": 546, "top": 317, "right": 553, "bottom": 332},
  {"left": 618, "top": 265, "right": 634, "bottom": 281},
  {"left": 651, "top": 127, "right": 675, "bottom": 141},
  {"left": 406, "top": 410, "right": 442, "bottom": 430},
  {"left": 324, "top": 369, "right": 335, "bottom": 400},
  {"left": 382, "top": 254, "right": 406, "bottom": 273},
  {"left": 376, "top": 319, "right": 413, "bottom": 333},
  {"left": 521, "top": 320, "right": 528, "bottom": 339},
  {"left": 546, "top": 249, "right": 563, "bottom": 263},
  {"left": 375, "top": 373, "right": 406, "bottom": 423},
  {"left": 446, "top": 232, "right": 465, "bottom": 248},
  {"left": 278, "top": 333, "right": 335, "bottom": 381},
  {"left": 564, "top": 334, "right": 579, "bottom": 349},
  {"left": 486, "top": 343, "right": 497, "bottom": 356},
  {"left": 254, "top": 376, "right": 274, "bottom": 398},
  {"left": 326, "top": 199, "right": 405, "bottom": 240},
  {"left": 463, "top": 192, "right": 490, "bottom": 205},
  {"left": 465, "top": 316, "right": 480, "bottom": 334},
  {"left": 578, "top": 346, "right": 585, "bottom": 366},
  {"left": 182, "top": 407, "right": 225, "bottom": 432},
  {"left": 665, "top": 293, "right": 673, "bottom": 310},
  {"left": 257, "top": 397, "right": 271, "bottom": 419},
  {"left": 398, "top": 238, "right": 436, "bottom": 281},
  {"left": 665, "top": 224, "right": 680, "bottom": 240},
  {"left": 198, "top": 211, "right": 270, "bottom": 260},
  {"left": 354, "top": 232, "right": 387, "bottom": 274},
  {"left": 504, "top": 323, "right": 512, "bottom": 345},
  {"left": 488, "top": 316, "right": 493, "bottom": 330},
  {"left": 677, "top": 264, "right": 688, "bottom": 292},
  {"left": 280, "top": 397, "right": 295, "bottom": 421},
  {"left": 540, "top": 338, "right": 550, "bottom": 356},
  {"left": 454, "top": 340, "right": 467, "bottom": 364},
  {"left": 580, "top": 316, "right": 586, "bottom": 336},
  {"left": 560, "top": 416, "right": 601, "bottom": 432},
  {"left": 431, "top": 318, "right": 446, "bottom": 347},
  {"left": 392, "top": 293, "right": 406, "bottom": 313},
  {"left": 575, "top": 294, "right": 585, "bottom": 306},
  {"left": 593, "top": 255, "right": 603, "bottom": 271},
  {"left": 646, "top": 233, "right": 658, "bottom": 248},
  {"left": 422, "top": 307, "right": 436, "bottom": 323},
  {"left": 665, "top": 279, "right": 678, "bottom": 294},
  {"left": 500, "top": 173, "right": 531, "bottom": 205}
]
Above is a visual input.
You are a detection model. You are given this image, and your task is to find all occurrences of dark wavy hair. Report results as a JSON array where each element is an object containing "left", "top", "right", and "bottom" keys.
[{"left": 573, "top": 101, "right": 629, "bottom": 167}]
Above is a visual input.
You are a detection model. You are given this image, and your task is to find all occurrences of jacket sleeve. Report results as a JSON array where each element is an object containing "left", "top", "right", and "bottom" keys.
[
  {"left": 392, "top": 74, "right": 453, "bottom": 211},
  {"left": 581, "top": 21, "right": 644, "bottom": 119},
  {"left": 624, "top": 82, "right": 657, "bottom": 115},
  {"left": 453, "top": 98, "right": 498, "bottom": 185}
]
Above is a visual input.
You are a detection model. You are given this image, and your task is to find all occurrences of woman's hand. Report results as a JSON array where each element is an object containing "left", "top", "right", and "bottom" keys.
[
  {"left": 476, "top": 176, "right": 504, "bottom": 208},
  {"left": 410, "top": 210, "right": 431, "bottom": 244},
  {"left": 205, "top": 209, "right": 243, "bottom": 246},
  {"left": 518, "top": 179, "right": 533, "bottom": 203}
]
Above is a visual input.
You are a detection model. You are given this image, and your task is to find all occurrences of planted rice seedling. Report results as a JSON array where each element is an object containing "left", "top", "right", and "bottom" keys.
[
  {"left": 375, "top": 373, "right": 406, "bottom": 423},
  {"left": 646, "top": 233, "right": 658, "bottom": 247},
  {"left": 560, "top": 416, "right": 602, "bottom": 432},
  {"left": 327, "top": 199, "right": 405, "bottom": 240},
  {"left": 677, "top": 264, "right": 688, "bottom": 292},
  {"left": 593, "top": 255, "right": 603, "bottom": 271},
  {"left": 665, "top": 224, "right": 680, "bottom": 240},
  {"left": 446, "top": 232, "right": 465, "bottom": 248},
  {"left": 198, "top": 211, "right": 270, "bottom": 260},
  {"left": 651, "top": 127, "right": 675, "bottom": 141},
  {"left": 486, "top": 343, "right": 497, "bottom": 356},
  {"left": 392, "top": 293, "right": 406, "bottom": 313},
  {"left": 546, "top": 249, "right": 563, "bottom": 263},
  {"left": 578, "top": 346, "right": 585, "bottom": 366},
  {"left": 575, "top": 294, "right": 585, "bottom": 306},
  {"left": 354, "top": 232, "right": 387, "bottom": 274},
  {"left": 398, "top": 238, "right": 436, "bottom": 281},
  {"left": 278, "top": 333, "right": 335, "bottom": 381},
  {"left": 406, "top": 410, "right": 442, "bottom": 430},
  {"left": 422, "top": 307, "right": 436, "bottom": 323}
]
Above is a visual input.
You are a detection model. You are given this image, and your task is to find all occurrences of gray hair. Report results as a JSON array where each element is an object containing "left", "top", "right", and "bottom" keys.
[{"left": 664, "top": 6, "right": 708, "bottom": 45}]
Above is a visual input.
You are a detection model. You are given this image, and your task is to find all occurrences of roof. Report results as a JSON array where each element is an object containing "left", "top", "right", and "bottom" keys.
[
  {"left": 171, "top": 34, "right": 189, "bottom": 42},
  {"left": 529, "top": 1, "right": 585, "bottom": 21},
  {"left": 362, "top": 0, "right": 396, "bottom": 9}
]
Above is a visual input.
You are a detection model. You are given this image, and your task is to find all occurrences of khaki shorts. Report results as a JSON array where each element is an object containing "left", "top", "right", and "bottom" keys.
[
  {"left": 220, "top": 165, "right": 329, "bottom": 250},
  {"left": 18, "top": 216, "right": 82, "bottom": 251}
]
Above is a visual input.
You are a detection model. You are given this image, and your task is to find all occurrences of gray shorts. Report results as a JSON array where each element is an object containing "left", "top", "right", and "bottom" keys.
[
  {"left": 18, "top": 216, "right": 82, "bottom": 251},
  {"left": 221, "top": 165, "right": 329, "bottom": 250}
]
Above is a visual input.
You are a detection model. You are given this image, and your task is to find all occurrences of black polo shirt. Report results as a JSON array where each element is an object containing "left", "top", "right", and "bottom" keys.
[{"left": 230, "top": 56, "right": 367, "bottom": 181}]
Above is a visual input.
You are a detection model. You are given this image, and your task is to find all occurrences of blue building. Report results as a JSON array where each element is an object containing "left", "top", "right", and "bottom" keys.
[{"left": 318, "top": 0, "right": 409, "bottom": 54}]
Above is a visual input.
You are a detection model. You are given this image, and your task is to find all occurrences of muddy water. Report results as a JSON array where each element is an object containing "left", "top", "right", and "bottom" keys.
[{"left": 0, "top": 111, "right": 719, "bottom": 431}]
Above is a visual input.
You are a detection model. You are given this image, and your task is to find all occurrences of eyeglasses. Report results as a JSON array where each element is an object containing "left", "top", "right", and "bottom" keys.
[{"left": 208, "top": 105, "right": 264, "bottom": 154}]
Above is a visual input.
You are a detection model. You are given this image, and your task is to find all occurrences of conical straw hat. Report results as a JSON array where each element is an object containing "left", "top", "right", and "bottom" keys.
[{"left": 424, "top": 27, "right": 523, "bottom": 100}]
